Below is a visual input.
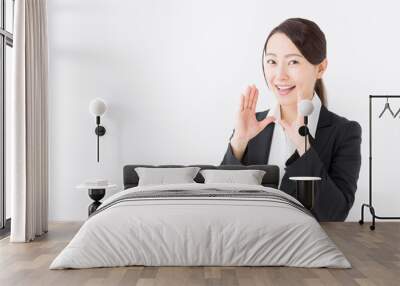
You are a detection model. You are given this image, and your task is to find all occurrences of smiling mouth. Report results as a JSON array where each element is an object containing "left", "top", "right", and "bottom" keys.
[{"left": 275, "top": 85, "right": 296, "bottom": 95}]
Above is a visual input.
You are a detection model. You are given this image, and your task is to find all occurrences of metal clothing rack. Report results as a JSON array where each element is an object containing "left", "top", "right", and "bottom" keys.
[{"left": 359, "top": 95, "right": 400, "bottom": 230}]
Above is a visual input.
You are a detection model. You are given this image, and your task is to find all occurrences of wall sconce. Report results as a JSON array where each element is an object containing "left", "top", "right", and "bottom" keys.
[
  {"left": 289, "top": 99, "right": 321, "bottom": 210},
  {"left": 89, "top": 98, "right": 107, "bottom": 162}
]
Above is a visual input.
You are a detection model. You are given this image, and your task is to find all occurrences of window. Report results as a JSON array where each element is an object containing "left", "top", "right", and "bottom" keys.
[{"left": 0, "top": 0, "right": 14, "bottom": 235}]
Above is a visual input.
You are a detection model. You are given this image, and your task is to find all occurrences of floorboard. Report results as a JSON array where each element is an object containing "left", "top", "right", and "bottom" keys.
[{"left": 0, "top": 222, "right": 399, "bottom": 286}]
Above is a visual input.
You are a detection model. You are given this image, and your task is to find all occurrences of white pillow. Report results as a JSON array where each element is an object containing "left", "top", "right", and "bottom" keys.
[
  {"left": 135, "top": 167, "right": 201, "bottom": 186},
  {"left": 200, "top": 169, "right": 266, "bottom": 185}
]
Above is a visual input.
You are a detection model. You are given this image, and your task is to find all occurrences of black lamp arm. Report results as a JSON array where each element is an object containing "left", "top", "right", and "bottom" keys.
[{"left": 94, "top": 116, "right": 106, "bottom": 162}]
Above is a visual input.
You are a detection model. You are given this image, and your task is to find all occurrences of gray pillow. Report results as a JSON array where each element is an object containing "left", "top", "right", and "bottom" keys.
[
  {"left": 200, "top": 169, "right": 266, "bottom": 185},
  {"left": 135, "top": 167, "right": 201, "bottom": 186}
]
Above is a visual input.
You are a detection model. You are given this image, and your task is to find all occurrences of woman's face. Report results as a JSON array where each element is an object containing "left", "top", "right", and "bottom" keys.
[{"left": 264, "top": 32, "right": 327, "bottom": 106}]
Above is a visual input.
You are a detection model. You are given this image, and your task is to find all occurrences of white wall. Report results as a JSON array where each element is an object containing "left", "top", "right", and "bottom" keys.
[{"left": 47, "top": 0, "right": 400, "bottom": 221}]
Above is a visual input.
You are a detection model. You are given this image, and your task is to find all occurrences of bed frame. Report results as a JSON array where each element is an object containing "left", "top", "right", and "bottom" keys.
[{"left": 123, "top": 164, "right": 279, "bottom": 189}]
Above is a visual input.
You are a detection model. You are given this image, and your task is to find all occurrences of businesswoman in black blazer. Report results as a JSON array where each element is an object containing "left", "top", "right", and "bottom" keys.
[{"left": 221, "top": 18, "right": 362, "bottom": 222}]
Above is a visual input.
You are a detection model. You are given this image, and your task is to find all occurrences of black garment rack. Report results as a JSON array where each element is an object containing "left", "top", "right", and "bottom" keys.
[{"left": 359, "top": 95, "right": 400, "bottom": 230}]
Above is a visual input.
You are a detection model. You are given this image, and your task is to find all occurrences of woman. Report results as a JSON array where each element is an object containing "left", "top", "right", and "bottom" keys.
[{"left": 221, "top": 18, "right": 362, "bottom": 222}]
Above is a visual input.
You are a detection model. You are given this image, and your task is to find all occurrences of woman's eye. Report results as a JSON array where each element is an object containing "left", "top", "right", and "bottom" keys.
[
  {"left": 289, "top": 60, "right": 299, "bottom": 65},
  {"left": 266, "top": 59, "right": 276, "bottom": 64}
]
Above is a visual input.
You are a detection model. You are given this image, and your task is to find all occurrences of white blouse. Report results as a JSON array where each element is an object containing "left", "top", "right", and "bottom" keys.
[{"left": 267, "top": 93, "right": 322, "bottom": 188}]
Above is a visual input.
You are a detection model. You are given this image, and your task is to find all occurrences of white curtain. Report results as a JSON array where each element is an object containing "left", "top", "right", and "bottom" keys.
[{"left": 10, "top": 0, "right": 48, "bottom": 242}]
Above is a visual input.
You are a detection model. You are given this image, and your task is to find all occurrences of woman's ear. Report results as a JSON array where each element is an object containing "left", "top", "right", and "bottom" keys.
[{"left": 316, "top": 58, "right": 328, "bottom": 79}]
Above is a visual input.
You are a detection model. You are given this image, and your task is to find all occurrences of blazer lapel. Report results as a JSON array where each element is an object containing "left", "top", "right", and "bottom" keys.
[
  {"left": 311, "top": 105, "right": 333, "bottom": 153},
  {"left": 246, "top": 109, "right": 275, "bottom": 164},
  {"left": 247, "top": 105, "right": 333, "bottom": 165},
  {"left": 264, "top": 123, "right": 275, "bottom": 163},
  {"left": 284, "top": 104, "right": 333, "bottom": 165}
]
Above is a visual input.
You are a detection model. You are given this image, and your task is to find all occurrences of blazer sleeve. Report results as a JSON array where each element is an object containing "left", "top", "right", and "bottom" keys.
[
  {"left": 283, "top": 120, "right": 362, "bottom": 221},
  {"left": 221, "top": 129, "right": 249, "bottom": 165}
]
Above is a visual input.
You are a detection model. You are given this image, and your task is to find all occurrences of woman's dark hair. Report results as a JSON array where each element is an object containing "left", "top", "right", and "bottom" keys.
[{"left": 262, "top": 18, "right": 327, "bottom": 106}]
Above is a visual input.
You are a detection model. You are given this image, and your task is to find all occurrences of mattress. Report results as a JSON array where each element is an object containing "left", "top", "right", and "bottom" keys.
[{"left": 50, "top": 183, "right": 350, "bottom": 269}]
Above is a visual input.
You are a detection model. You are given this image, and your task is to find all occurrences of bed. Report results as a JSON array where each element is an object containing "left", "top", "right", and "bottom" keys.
[{"left": 49, "top": 164, "right": 350, "bottom": 269}]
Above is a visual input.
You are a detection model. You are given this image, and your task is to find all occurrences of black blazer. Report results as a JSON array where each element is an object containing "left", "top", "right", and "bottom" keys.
[{"left": 221, "top": 105, "right": 362, "bottom": 222}]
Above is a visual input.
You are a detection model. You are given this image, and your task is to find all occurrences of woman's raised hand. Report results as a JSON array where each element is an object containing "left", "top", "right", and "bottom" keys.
[{"left": 232, "top": 84, "right": 276, "bottom": 144}]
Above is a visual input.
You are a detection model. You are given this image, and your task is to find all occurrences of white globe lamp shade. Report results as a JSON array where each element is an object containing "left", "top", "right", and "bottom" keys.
[
  {"left": 89, "top": 98, "right": 107, "bottom": 117},
  {"left": 298, "top": 99, "right": 314, "bottom": 116}
]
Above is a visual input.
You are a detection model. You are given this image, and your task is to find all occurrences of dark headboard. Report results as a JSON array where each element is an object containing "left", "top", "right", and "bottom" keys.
[{"left": 123, "top": 164, "right": 279, "bottom": 189}]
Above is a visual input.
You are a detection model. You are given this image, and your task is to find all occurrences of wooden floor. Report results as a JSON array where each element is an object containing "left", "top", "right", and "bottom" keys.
[{"left": 0, "top": 222, "right": 399, "bottom": 286}]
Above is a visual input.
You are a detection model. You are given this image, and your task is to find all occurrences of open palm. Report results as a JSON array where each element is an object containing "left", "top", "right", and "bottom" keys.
[{"left": 234, "top": 85, "right": 275, "bottom": 142}]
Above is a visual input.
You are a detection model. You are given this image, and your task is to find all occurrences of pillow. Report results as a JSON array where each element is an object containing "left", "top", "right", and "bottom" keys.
[
  {"left": 200, "top": 169, "right": 266, "bottom": 185},
  {"left": 135, "top": 167, "right": 201, "bottom": 186}
]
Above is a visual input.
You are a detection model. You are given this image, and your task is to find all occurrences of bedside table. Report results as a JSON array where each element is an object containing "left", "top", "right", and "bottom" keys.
[{"left": 76, "top": 183, "right": 117, "bottom": 216}]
